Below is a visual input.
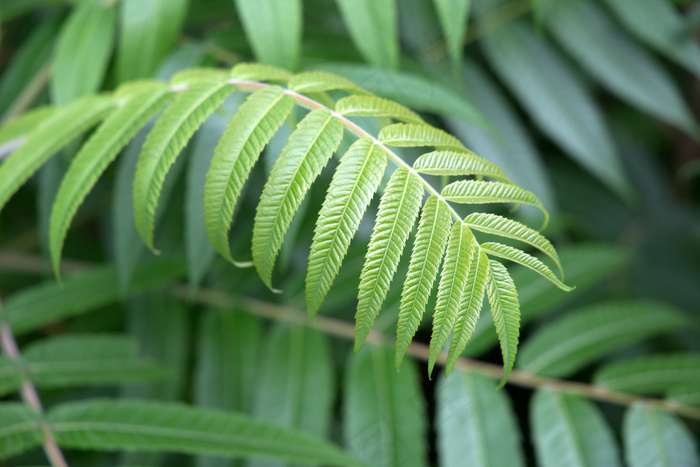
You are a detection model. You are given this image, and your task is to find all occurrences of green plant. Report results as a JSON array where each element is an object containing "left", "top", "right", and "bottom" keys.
[{"left": 1, "top": 0, "right": 699, "bottom": 466}]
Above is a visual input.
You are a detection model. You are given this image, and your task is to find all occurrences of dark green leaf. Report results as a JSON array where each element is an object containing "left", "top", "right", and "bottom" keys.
[
  {"left": 437, "top": 369, "right": 524, "bottom": 467},
  {"left": 532, "top": 390, "right": 622, "bottom": 467},
  {"left": 234, "top": 0, "right": 302, "bottom": 70},
  {"left": 48, "top": 400, "right": 362, "bottom": 466},
  {"left": 344, "top": 346, "right": 427, "bottom": 467},
  {"left": 250, "top": 325, "right": 335, "bottom": 467},
  {"left": 116, "top": 0, "right": 189, "bottom": 81},
  {"left": 0, "top": 404, "right": 43, "bottom": 459},
  {"left": 0, "top": 260, "right": 185, "bottom": 335},
  {"left": 51, "top": 0, "right": 116, "bottom": 105},
  {"left": 624, "top": 404, "right": 700, "bottom": 467}
]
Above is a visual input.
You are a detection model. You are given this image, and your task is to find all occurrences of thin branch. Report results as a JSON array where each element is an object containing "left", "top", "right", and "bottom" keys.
[
  {"left": 0, "top": 61, "right": 52, "bottom": 125},
  {"left": 173, "top": 284, "right": 700, "bottom": 421},
  {"left": 0, "top": 299, "right": 68, "bottom": 467},
  {"left": 1, "top": 249, "right": 699, "bottom": 419}
]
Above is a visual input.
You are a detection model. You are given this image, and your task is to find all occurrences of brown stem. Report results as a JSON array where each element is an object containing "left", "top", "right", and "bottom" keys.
[
  {"left": 173, "top": 284, "right": 700, "bottom": 421},
  {"left": 0, "top": 298, "right": 68, "bottom": 467},
  {"left": 1, "top": 249, "right": 699, "bottom": 419}
]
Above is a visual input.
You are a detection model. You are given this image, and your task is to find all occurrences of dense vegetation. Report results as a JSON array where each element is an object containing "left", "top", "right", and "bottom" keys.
[{"left": 0, "top": 0, "right": 699, "bottom": 466}]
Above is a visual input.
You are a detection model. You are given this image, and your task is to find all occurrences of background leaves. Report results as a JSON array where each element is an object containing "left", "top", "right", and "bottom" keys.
[{"left": 1, "top": 0, "right": 700, "bottom": 465}]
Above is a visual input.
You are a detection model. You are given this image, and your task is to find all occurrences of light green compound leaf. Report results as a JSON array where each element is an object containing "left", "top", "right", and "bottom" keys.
[
  {"left": 547, "top": 0, "right": 698, "bottom": 135},
  {"left": 253, "top": 108, "right": 344, "bottom": 290},
  {"left": 51, "top": 0, "right": 116, "bottom": 105},
  {"left": 433, "top": 0, "right": 470, "bottom": 70},
  {"left": 250, "top": 325, "right": 334, "bottom": 467},
  {"left": 480, "top": 242, "right": 571, "bottom": 291},
  {"left": 231, "top": 63, "right": 294, "bottom": 82},
  {"left": 379, "top": 123, "right": 465, "bottom": 151},
  {"left": 532, "top": 389, "right": 622, "bottom": 467},
  {"left": 204, "top": 86, "right": 294, "bottom": 264},
  {"left": 334, "top": 0, "right": 399, "bottom": 69},
  {"left": 396, "top": 195, "right": 451, "bottom": 367},
  {"left": 0, "top": 95, "right": 114, "bottom": 214},
  {"left": 355, "top": 167, "right": 424, "bottom": 351},
  {"left": 234, "top": 0, "right": 302, "bottom": 70},
  {"left": 117, "top": 0, "right": 188, "bottom": 82},
  {"left": 442, "top": 180, "right": 549, "bottom": 227},
  {"left": 133, "top": 79, "right": 236, "bottom": 251},
  {"left": 413, "top": 150, "right": 511, "bottom": 183},
  {"left": 306, "top": 139, "right": 387, "bottom": 317},
  {"left": 0, "top": 259, "right": 185, "bottom": 336},
  {"left": 445, "top": 245, "right": 488, "bottom": 374},
  {"left": 487, "top": 260, "right": 520, "bottom": 387},
  {"left": 47, "top": 400, "right": 361, "bottom": 466},
  {"left": 429, "top": 222, "right": 475, "bottom": 375},
  {"left": 518, "top": 301, "right": 688, "bottom": 378},
  {"left": 464, "top": 212, "right": 564, "bottom": 266},
  {"left": 624, "top": 404, "right": 700, "bottom": 467},
  {"left": 437, "top": 369, "right": 524, "bottom": 467},
  {"left": 0, "top": 404, "right": 43, "bottom": 459},
  {"left": 335, "top": 95, "right": 424, "bottom": 124},
  {"left": 50, "top": 83, "right": 172, "bottom": 276},
  {"left": 344, "top": 346, "right": 427, "bottom": 467},
  {"left": 604, "top": 0, "right": 700, "bottom": 77},
  {"left": 594, "top": 354, "right": 700, "bottom": 394},
  {"left": 288, "top": 71, "right": 370, "bottom": 95},
  {"left": 478, "top": 17, "right": 630, "bottom": 197},
  {"left": 464, "top": 212, "right": 560, "bottom": 273}
]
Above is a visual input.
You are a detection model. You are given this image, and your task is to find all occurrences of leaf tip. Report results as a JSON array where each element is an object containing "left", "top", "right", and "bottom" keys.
[
  {"left": 444, "top": 359, "right": 455, "bottom": 377},
  {"left": 353, "top": 333, "right": 367, "bottom": 354},
  {"left": 394, "top": 347, "right": 407, "bottom": 370},
  {"left": 497, "top": 365, "right": 512, "bottom": 390},
  {"left": 427, "top": 349, "right": 440, "bottom": 378}
]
